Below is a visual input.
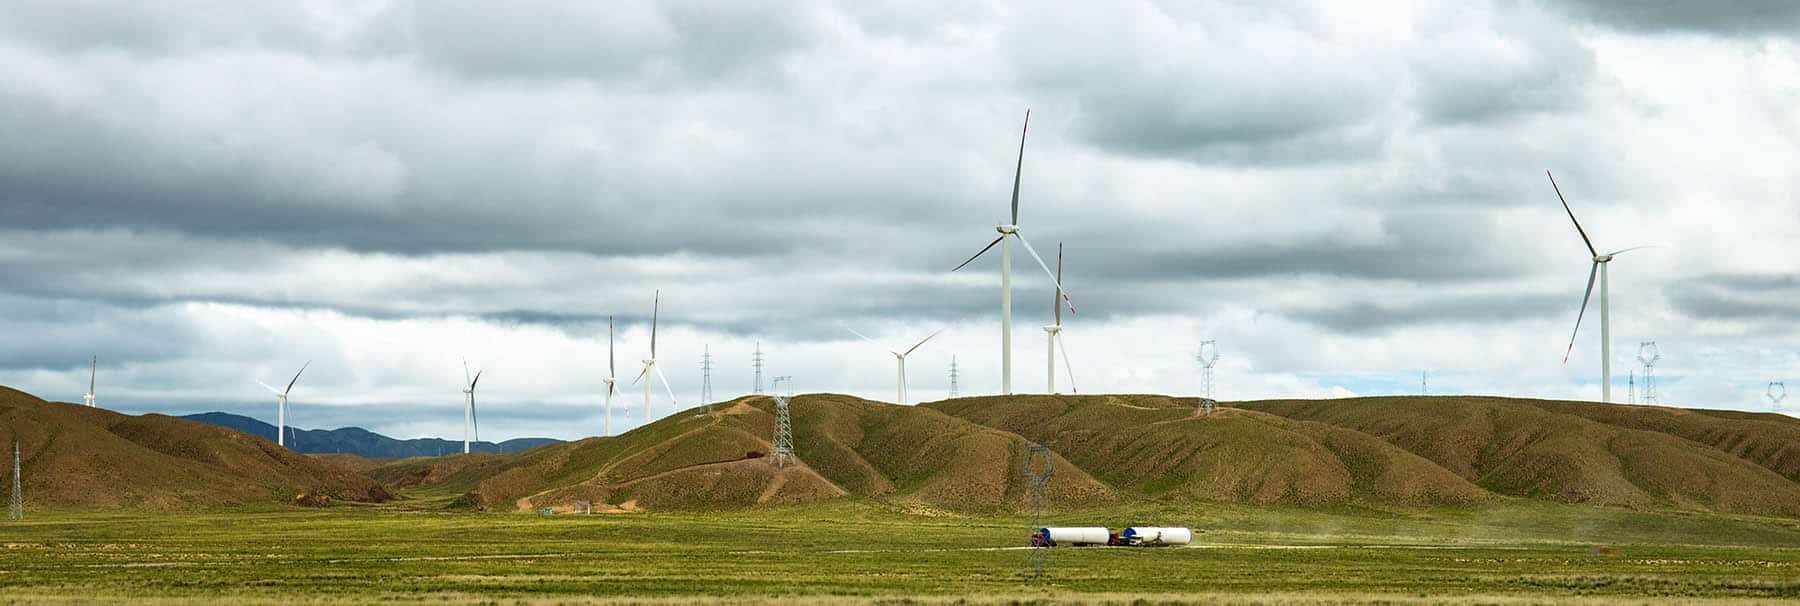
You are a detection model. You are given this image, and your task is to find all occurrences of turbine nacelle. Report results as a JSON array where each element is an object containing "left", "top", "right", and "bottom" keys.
[
  {"left": 1595, "top": 254, "right": 1613, "bottom": 263},
  {"left": 996, "top": 224, "right": 1019, "bottom": 234}
]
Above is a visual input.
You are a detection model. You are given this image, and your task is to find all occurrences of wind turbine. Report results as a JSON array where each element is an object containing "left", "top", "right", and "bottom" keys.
[
  {"left": 461, "top": 359, "right": 482, "bottom": 454},
  {"left": 603, "top": 316, "right": 616, "bottom": 437},
  {"left": 255, "top": 361, "right": 310, "bottom": 448},
  {"left": 1043, "top": 243, "right": 1076, "bottom": 394},
  {"left": 631, "top": 290, "right": 679, "bottom": 424},
  {"left": 1550, "top": 170, "right": 1648, "bottom": 403},
  {"left": 952, "top": 110, "right": 1076, "bottom": 395},
  {"left": 82, "top": 355, "right": 96, "bottom": 408},
  {"left": 847, "top": 327, "right": 944, "bottom": 404}
]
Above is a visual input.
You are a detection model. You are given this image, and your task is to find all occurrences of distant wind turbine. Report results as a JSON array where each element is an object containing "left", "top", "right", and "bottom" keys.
[
  {"left": 1043, "top": 243, "right": 1076, "bottom": 394},
  {"left": 952, "top": 110, "right": 1076, "bottom": 395},
  {"left": 256, "top": 361, "right": 310, "bottom": 448},
  {"left": 82, "top": 355, "right": 96, "bottom": 408},
  {"left": 847, "top": 327, "right": 944, "bottom": 404},
  {"left": 603, "top": 315, "right": 617, "bottom": 437},
  {"left": 631, "top": 290, "right": 679, "bottom": 424},
  {"left": 461, "top": 359, "right": 482, "bottom": 454},
  {"left": 1550, "top": 170, "right": 1649, "bottom": 403}
]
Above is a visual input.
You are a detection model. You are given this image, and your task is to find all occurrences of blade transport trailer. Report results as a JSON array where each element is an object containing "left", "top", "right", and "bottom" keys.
[{"left": 1031, "top": 527, "right": 1193, "bottom": 547}]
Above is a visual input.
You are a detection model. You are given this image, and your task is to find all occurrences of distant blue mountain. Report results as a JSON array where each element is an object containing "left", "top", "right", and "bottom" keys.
[{"left": 181, "top": 412, "right": 560, "bottom": 458}]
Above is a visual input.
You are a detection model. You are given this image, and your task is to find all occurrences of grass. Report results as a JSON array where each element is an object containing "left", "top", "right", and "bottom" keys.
[{"left": 4, "top": 499, "right": 1800, "bottom": 604}]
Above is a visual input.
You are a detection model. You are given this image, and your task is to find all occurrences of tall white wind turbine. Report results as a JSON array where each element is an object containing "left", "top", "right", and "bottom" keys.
[
  {"left": 847, "top": 327, "right": 944, "bottom": 404},
  {"left": 461, "top": 359, "right": 483, "bottom": 454},
  {"left": 603, "top": 315, "right": 616, "bottom": 437},
  {"left": 951, "top": 110, "right": 1076, "bottom": 395},
  {"left": 631, "top": 290, "right": 679, "bottom": 424},
  {"left": 1043, "top": 243, "right": 1076, "bottom": 394},
  {"left": 255, "top": 361, "right": 310, "bottom": 448},
  {"left": 82, "top": 355, "right": 96, "bottom": 408},
  {"left": 1550, "top": 171, "right": 1648, "bottom": 403}
]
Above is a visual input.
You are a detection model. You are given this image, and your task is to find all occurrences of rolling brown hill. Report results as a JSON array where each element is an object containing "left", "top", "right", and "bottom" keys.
[
  {"left": 0, "top": 386, "right": 390, "bottom": 509},
  {"left": 1236, "top": 396, "right": 1800, "bottom": 516},
  {"left": 385, "top": 393, "right": 1115, "bottom": 513},
  {"left": 1516, "top": 400, "right": 1800, "bottom": 483},
  {"left": 926, "top": 395, "right": 1488, "bottom": 506}
]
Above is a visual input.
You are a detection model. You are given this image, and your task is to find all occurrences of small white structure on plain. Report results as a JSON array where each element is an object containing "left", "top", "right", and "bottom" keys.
[
  {"left": 951, "top": 110, "right": 1076, "bottom": 396},
  {"left": 603, "top": 316, "right": 617, "bottom": 437},
  {"left": 461, "top": 359, "right": 483, "bottom": 454},
  {"left": 1043, "top": 243, "right": 1077, "bottom": 394},
  {"left": 82, "top": 355, "right": 96, "bottom": 408},
  {"left": 1770, "top": 382, "right": 1788, "bottom": 409},
  {"left": 631, "top": 290, "right": 680, "bottom": 424},
  {"left": 1550, "top": 171, "right": 1651, "bottom": 404},
  {"left": 1636, "top": 341, "right": 1661, "bottom": 405},
  {"left": 847, "top": 327, "right": 944, "bottom": 404},
  {"left": 255, "top": 361, "right": 310, "bottom": 448}
]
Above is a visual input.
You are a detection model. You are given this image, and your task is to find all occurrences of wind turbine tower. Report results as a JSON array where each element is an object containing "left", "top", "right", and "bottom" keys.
[
  {"left": 952, "top": 110, "right": 1075, "bottom": 395},
  {"left": 1550, "top": 171, "right": 1649, "bottom": 403},
  {"left": 255, "top": 361, "right": 310, "bottom": 448},
  {"left": 461, "top": 359, "right": 483, "bottom": 454},
  {"left": 1196, "top": 340, "right": 1220, "bottom": 400},
  {"left": 1636, "top": 341, "right": 1660, "bottom": 405},
  {"left": 631, "top": 290, "right": 679, "bottom": 423},
  {"left": 847, "top": 327, "right": 944, "bottom": 404},
  {"left": 83, "top": 356, "right": 96, "bottom": 408},
  {"left": 1770, "top": 382, "right": 1788, "bottom": 409}
]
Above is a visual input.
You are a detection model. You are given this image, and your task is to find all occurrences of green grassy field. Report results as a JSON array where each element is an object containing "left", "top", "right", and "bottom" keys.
[{"left": 5, "top": 499, "right": 1800, "bottom": 604}]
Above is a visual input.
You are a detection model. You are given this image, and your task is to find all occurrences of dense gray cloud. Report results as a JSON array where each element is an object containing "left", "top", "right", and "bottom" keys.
[
  {"left": 1547, "top": 0, "right": 1800, "bottom": 35},
  {"left": 1, "top": 0, "right": 1797, "bottom": 440}
]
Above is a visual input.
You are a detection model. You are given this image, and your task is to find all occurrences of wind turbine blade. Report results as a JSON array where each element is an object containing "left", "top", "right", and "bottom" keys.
[
  {"left": 650, "top": 290, "right": 660, "bottom": 357},
  {"left": 845, "top": 327, "right": 885, "bottom": 350},
  {"left": 1056, "top": 331, "right": 1076, "bottom": 394},
  {"left": 1054, "top": 242, "right": 1063, "bottom": 325},
  {"left": 1014, "top": 232, "right": 1076, "bottom": 315},
  {"left": 285, "top": 360, "right": 310, "bottom": 394},
  {"left": 632, "top": 364, "right": 650, "bottom": 386},
  {"left": 904, "top": 328, "right": 945, "bottom": 356},
  {"left": 1563, "top": 261, "right": 1600, "bottom": 364},
  {"left": 464, "top": 357, "right": 471, "bottom": 385},
  {"left": 952, "top": 236, "right": 1006, "bottom": 272},
  {"left": 608, "top": 315, "right": 616, "bottom": 378},
  {"left": 89, "top": 355, "right": 96, "bottom": 394},
  {"left": 470, "top": 394, "right": 479, "bottom": 445},
  {"left": 256, "top": 379, "right": 281, "bottom": 395},
  {"left": 1010, "top": 109, "right": 1029, "bottom": 226},
  {"left": 470, "top": 370, "right": 482, "bottom": 391},
  {"left": 654, "top": 366, "right": 679, "bottom": 409},
  {"left": 1547, "top": 171, "right": 1598, "bottom": 258},
  {"left": 1606, "top": 245, "right": 1656, "bottom": 256}
]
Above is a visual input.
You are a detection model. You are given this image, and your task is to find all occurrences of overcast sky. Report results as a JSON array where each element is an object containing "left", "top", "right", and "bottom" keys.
[{"left": 3, "top": 0, "right": 1798, "bottom": 441}]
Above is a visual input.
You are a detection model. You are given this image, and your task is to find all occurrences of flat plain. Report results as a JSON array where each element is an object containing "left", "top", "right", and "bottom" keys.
[{"left": 5, "top": 499, "right": 1800, "bottom": 605}]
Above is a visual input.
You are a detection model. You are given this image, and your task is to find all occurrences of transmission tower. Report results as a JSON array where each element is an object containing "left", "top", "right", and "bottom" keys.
[
  {"left": 1021, "top": 443, "right": 1054, "bottom": 577},
  {"left": 1421, "top": 370, "right": 1428, "bottom": 395},
  {"left": 700, "top": 345, "right": 715, "bottom": 412},
  {"left": 1628, "top": 371, "right": 1637, "bottom": 404},
  {"left": 752, "top": 342, "right": 765, "bottom": 394},
  {"left": 1196, "top": 341, "right": 1220, "bottom": 398},
  {"left": 9, "top": 442, "right": 20, "bottom": 521},
  {"left": 948, "top": 356, "right": 960, "bottom": 398},
  {"left": 1636, "top": 341, "right": 1660, "bottom": 405},
  {"left": 770, "top": 376, "right": 794, "bottom": 468},
  {"left": 1770, "top": 381, "right": 1788, "bottom": 410}
]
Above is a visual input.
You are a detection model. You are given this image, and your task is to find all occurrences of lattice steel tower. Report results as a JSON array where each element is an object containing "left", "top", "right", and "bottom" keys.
[
  {"left": 948, "top": 356, "right": 960, "bottom": 398},
  {"left": 1196, "top": 340, "right": 1220, "bottom": 399},
  {"left": 1636, "top": 341, "right": 1660, "bottom": 405},
  {"left": 700, "top": 345, "right": 714, "bottom": 411},
  {"left": 770, "top": 376, "right": 794, "bottom": 468},
  {"left": 8, "top": 442, "right": 19, "bottom": 521},
  {"left": 1628, "top": 371, "right": 1637, "bottom": 404},
  {"left": 751, "top": 342, "right": 765, "bottom": 394},
  {"left": 1770, "top": 381, "right": 1788, "bottom": 409},
  {"left": 1021, "top": 443, "right": 1055, "bottom": 577}
]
